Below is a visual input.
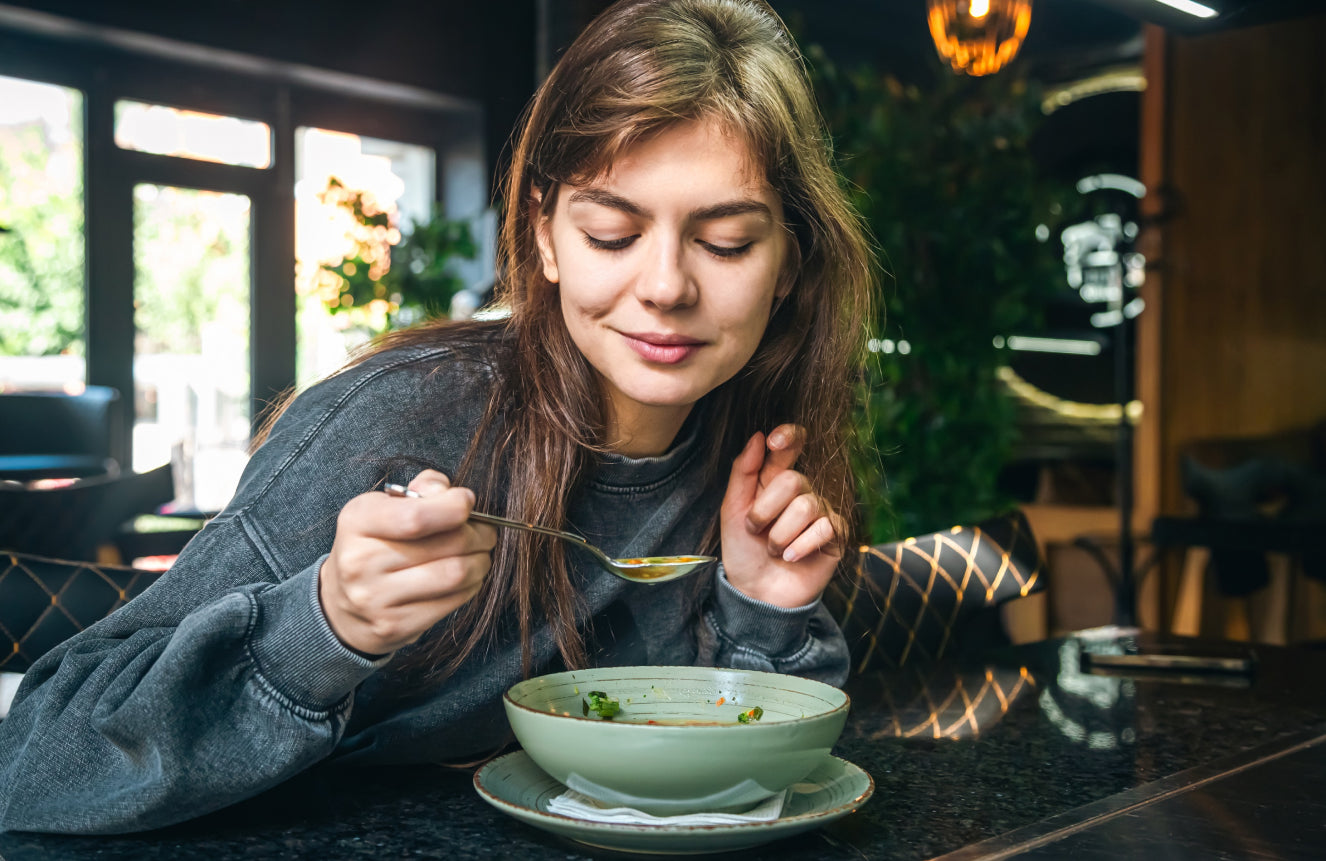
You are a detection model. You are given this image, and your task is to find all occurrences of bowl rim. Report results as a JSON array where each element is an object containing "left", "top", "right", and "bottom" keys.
[{"left": 503, "top": 665, "right": 851, "bottom": 728}]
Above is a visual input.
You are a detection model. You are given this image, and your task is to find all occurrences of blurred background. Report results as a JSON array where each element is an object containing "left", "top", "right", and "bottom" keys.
[{"left": 1, "top": 0, "right": 1322, "bottom": 643}]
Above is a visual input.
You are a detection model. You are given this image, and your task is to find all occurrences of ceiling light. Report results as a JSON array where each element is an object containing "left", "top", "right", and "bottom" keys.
[
  {"left": 1151, "top": 0, "right": 1219, "bottom": 18},
  {"left": 927, "top": 0, "right": 1033, "bottom": 77},
  {"left": 1005, "top": 336, "right": 1103, "bottom": 356}
]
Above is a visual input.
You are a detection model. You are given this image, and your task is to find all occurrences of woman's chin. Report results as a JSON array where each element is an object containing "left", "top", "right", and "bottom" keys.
[{"left": 613, "top": 383, "right": 706, "bottom": 412}]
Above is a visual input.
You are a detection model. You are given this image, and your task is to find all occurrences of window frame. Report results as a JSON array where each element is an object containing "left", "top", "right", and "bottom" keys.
[{"left": 0, "top": 25, "right": 484, "bottom": 469}]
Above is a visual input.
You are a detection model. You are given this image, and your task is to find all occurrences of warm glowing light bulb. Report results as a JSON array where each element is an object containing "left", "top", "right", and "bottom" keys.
[{"left": 928, "top": 0, "right": 1033, "bottom": 76}]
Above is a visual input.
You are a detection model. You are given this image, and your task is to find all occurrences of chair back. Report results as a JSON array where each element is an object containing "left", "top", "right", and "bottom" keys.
[
  {"left": 1175, "top": 422, "right": 1326, "bottom": 594},
  {"left": 0, "top": 464, "right": 174, "bottom": 561},
  {"left": 0, "top": 552, "right": 165, "bottom": 673},
  {"left": 0, "top": 386, "right": 122, "bottom": 479},
  {"left": 826, "top": 510, "right": 1045, "bottom": 673}
]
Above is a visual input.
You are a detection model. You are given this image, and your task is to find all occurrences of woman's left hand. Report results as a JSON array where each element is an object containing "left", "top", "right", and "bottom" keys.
[{"left": 719, "top": 424, "right": 845, "bottom": 608}]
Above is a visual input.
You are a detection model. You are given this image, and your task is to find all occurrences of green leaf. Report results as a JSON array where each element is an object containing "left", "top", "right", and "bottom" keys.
[{"left": 584, "top": 690, "right": 620, "bottom": 719}]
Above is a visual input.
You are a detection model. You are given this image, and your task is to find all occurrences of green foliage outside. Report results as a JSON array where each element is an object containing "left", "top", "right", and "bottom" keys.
[
  {"left": 809, "top": 49, "right": 1080, "bottom": 542},
  {"left": 133, "top": 187, "right": 250, "bottom": 357},
  {"left": 2, "top": 116, "right": 246, "bottom": 364},
  {"left": 319, "top": 178, "right": 478, "bottom": 333},
  {"left": 0, "top": 120, "right": 84, "bottom": 358}
]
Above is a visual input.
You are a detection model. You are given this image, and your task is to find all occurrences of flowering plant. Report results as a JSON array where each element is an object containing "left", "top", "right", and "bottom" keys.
[{"left": 319, "top": 177, "right": 477, "bottom": 332}]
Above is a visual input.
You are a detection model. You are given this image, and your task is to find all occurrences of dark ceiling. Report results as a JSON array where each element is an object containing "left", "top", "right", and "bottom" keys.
[
  {"left": 768, "top": 0, "right": 1324, "bottom": 84},
  {"left": 3, "top": 1, "right": 1318, "bottom": 97},
  {"left": 770, "top": 0, "right": 1143, "bottom": 84},
  {"left": 1, "top": 0, "right": 1318, "bottom": 187}
]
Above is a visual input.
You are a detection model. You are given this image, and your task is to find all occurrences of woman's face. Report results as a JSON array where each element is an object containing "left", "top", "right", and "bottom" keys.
[{"left": 536, "top": 119, "right": 789, "bottom": 455}]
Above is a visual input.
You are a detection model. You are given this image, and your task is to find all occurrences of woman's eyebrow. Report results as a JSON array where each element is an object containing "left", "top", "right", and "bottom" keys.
[
  {"left": 567, "top": 188, "right": 772, "bottom": 223},
  {"left": 690, "top": 200, "right": 773, "bottom": 222},
  {"left": 567, "top": 188, "right": 648, "bottom": 217}
]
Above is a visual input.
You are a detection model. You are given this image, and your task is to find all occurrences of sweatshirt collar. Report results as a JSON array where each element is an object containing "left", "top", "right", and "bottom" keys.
[{"left": 590, "top": 407, "right": 704, "bottom": 491}]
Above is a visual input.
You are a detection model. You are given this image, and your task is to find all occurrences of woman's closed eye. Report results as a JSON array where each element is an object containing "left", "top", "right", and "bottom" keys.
[
  {"left": 698, "top": 239, "right": 753, "bottom": 259},
  {"left": 583, "top": 232, "right": 637, "bottom": 252},
  {"left": 581, "top": 232, "right": 754, "bottom": 259}
]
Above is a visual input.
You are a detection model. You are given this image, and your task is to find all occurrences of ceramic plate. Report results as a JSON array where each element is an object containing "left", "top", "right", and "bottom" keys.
[{"left": 473, "top": 751, "right": 873, "bottom": 855}]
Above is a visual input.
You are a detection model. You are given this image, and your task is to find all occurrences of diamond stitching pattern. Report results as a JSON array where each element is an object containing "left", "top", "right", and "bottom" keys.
[
  {"left": 826, "top": 511, "right": 1044, "bottom": 672},
  {"left": 0, "top": 552, "right": 165, "bottom": 672}
]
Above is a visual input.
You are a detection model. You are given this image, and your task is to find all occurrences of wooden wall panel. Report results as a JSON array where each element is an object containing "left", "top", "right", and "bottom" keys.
[
  {"left": 1144, "top": 13, "right": 1326, "bottom": 516},
  {"left": 1135, "top": 25, "right": 1167, "bottom": 529}
]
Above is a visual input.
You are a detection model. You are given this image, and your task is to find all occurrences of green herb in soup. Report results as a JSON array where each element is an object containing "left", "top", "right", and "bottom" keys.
[
  {"left": 582, "top": 690, "right": 621, "bottom": 719},
  {"left": 737, "top": 706, "right": 764, "bottom": 723}
]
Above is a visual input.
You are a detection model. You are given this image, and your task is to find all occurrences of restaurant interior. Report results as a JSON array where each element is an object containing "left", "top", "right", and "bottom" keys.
[{"left": 1, "top": 0, "right": 1325, "bottom": 857}]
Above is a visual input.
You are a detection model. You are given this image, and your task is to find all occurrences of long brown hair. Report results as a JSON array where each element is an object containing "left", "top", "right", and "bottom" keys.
[{"left": 269, "top": 0, "right": 875, "bottom": 685}]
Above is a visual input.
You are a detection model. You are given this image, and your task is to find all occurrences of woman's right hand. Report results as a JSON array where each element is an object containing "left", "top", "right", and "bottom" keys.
[{"left": 319, "top": 469, "right": 497, "bottom": 656}]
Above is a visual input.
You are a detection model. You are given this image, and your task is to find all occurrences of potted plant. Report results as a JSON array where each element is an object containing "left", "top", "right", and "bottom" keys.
[{"left": 318, "top": 177, "right": 478, "bottom": 333}]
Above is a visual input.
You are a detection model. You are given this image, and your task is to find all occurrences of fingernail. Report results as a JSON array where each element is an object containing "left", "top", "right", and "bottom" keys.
[
  {"left": 782, "top": 547, "right": 799, "bottom": 563},
  {"left": 462, "top": 488, "right": 476, "bottom": 506},
  {"left": 768, "top": 430, "right": 786, "bottom": 448}
]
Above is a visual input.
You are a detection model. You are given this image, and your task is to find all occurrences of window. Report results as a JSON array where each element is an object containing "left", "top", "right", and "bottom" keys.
[
  {"left": 133, "top": 185, "right": 252, "bottom": 511},
  {"left": 0, "top": 27, "right": 485, "bottom": 514},
  {"left": 294, "top": 127, "right": 437, "bottom": 384},
  {"left": 0, "top": 74, "right": 85, "bottom": 392},
  {"left": 114, "top": 100, "right": 272, "bottom": 168}
]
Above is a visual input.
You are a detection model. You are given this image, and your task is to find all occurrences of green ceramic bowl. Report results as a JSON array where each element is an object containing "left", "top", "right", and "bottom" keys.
[{"left": 503, "top": 666, "right": 850, "bottom": 816}]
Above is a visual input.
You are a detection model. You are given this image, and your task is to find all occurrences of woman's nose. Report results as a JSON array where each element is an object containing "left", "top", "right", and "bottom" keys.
[{"left": 635, "top": 237, "right": 697, "bottom": 310}]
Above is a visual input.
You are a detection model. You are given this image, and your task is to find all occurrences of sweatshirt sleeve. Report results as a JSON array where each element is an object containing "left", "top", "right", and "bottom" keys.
[
  {"left": 0, "top": 516, "right": 386, "bottom": 835},
  {"left": 0, "top": 347, "right": 476, "bottom": 835},
  {"left": 697, "top": 565, "right": 849, "bottom": 687}
]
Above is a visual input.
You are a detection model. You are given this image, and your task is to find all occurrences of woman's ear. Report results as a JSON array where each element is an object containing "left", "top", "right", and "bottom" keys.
[{"left": 531, "top": 189, "right": 559, "bottom": 284}]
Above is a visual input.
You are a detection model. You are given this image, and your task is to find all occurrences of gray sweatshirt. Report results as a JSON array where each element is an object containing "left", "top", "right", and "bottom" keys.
[{"left": 0, "top": 340, "right": 848, "bottom": 834}]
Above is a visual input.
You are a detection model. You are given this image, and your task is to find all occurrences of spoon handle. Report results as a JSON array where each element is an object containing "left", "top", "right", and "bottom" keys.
[
  {"left": 382, "top": 483, "right": 612, "bottom": 565},
  {"left": 467, "top": 510, "right": 605, "bottom": 560}
]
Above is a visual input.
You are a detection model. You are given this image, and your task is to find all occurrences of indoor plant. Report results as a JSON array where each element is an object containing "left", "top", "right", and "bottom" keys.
[
  {"left": 319, "top": 177, "right": 477, "bottom": 333},
  {"left": 810, "top": 49, "right": 1077, "bottom": 542}
]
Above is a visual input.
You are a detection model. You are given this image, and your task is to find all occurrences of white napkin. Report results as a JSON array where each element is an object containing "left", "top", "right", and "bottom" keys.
[{"left": 547, "top": 788, "right": 787, "bottom": 826}]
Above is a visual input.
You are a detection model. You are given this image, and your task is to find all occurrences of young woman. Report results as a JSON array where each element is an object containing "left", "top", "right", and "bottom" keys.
[{"left": 0, "top": 0, "right": 874, "bottom": 834}]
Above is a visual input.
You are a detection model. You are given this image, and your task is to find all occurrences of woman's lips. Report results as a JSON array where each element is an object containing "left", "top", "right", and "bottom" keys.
[{"left": 621, "top": 332, "right": 704, "bottom": 364}]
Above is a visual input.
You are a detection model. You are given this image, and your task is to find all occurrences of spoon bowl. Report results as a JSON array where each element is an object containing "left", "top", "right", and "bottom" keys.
[{"left": 382, "top": 483, "right": 713, "bottom": 584}]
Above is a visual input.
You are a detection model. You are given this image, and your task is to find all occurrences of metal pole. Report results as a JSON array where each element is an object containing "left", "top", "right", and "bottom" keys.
[{"left": 1114, "top": 261, "right": 1136, "bottom": 627}]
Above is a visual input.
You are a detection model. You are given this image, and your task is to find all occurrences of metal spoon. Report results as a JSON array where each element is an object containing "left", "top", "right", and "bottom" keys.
[{"left": 382, "top": 483, "right": 714, "bottom": 584}]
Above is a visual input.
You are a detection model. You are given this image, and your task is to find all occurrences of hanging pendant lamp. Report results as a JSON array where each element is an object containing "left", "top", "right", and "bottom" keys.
[{"left": 927, "top": 0, "right": 1033, "bottom": 77}]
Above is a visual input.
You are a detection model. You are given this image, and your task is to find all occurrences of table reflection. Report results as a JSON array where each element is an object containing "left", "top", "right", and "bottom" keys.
[{"left": 847, "top": 664, "right": 1036, "bottom": 741}]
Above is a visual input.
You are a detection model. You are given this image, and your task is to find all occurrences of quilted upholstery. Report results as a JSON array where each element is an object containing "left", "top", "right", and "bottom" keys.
[
  {"left": 826, "top": 510, "right": 1045, "bottom": 672},
  {"left": 0, "top": 552, "right": 165, "bottom": 673}
]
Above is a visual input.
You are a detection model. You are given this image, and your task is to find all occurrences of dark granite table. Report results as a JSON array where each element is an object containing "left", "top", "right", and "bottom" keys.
[{"left": 3, "top": 629, "right": 1325, "bottom": 860}]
